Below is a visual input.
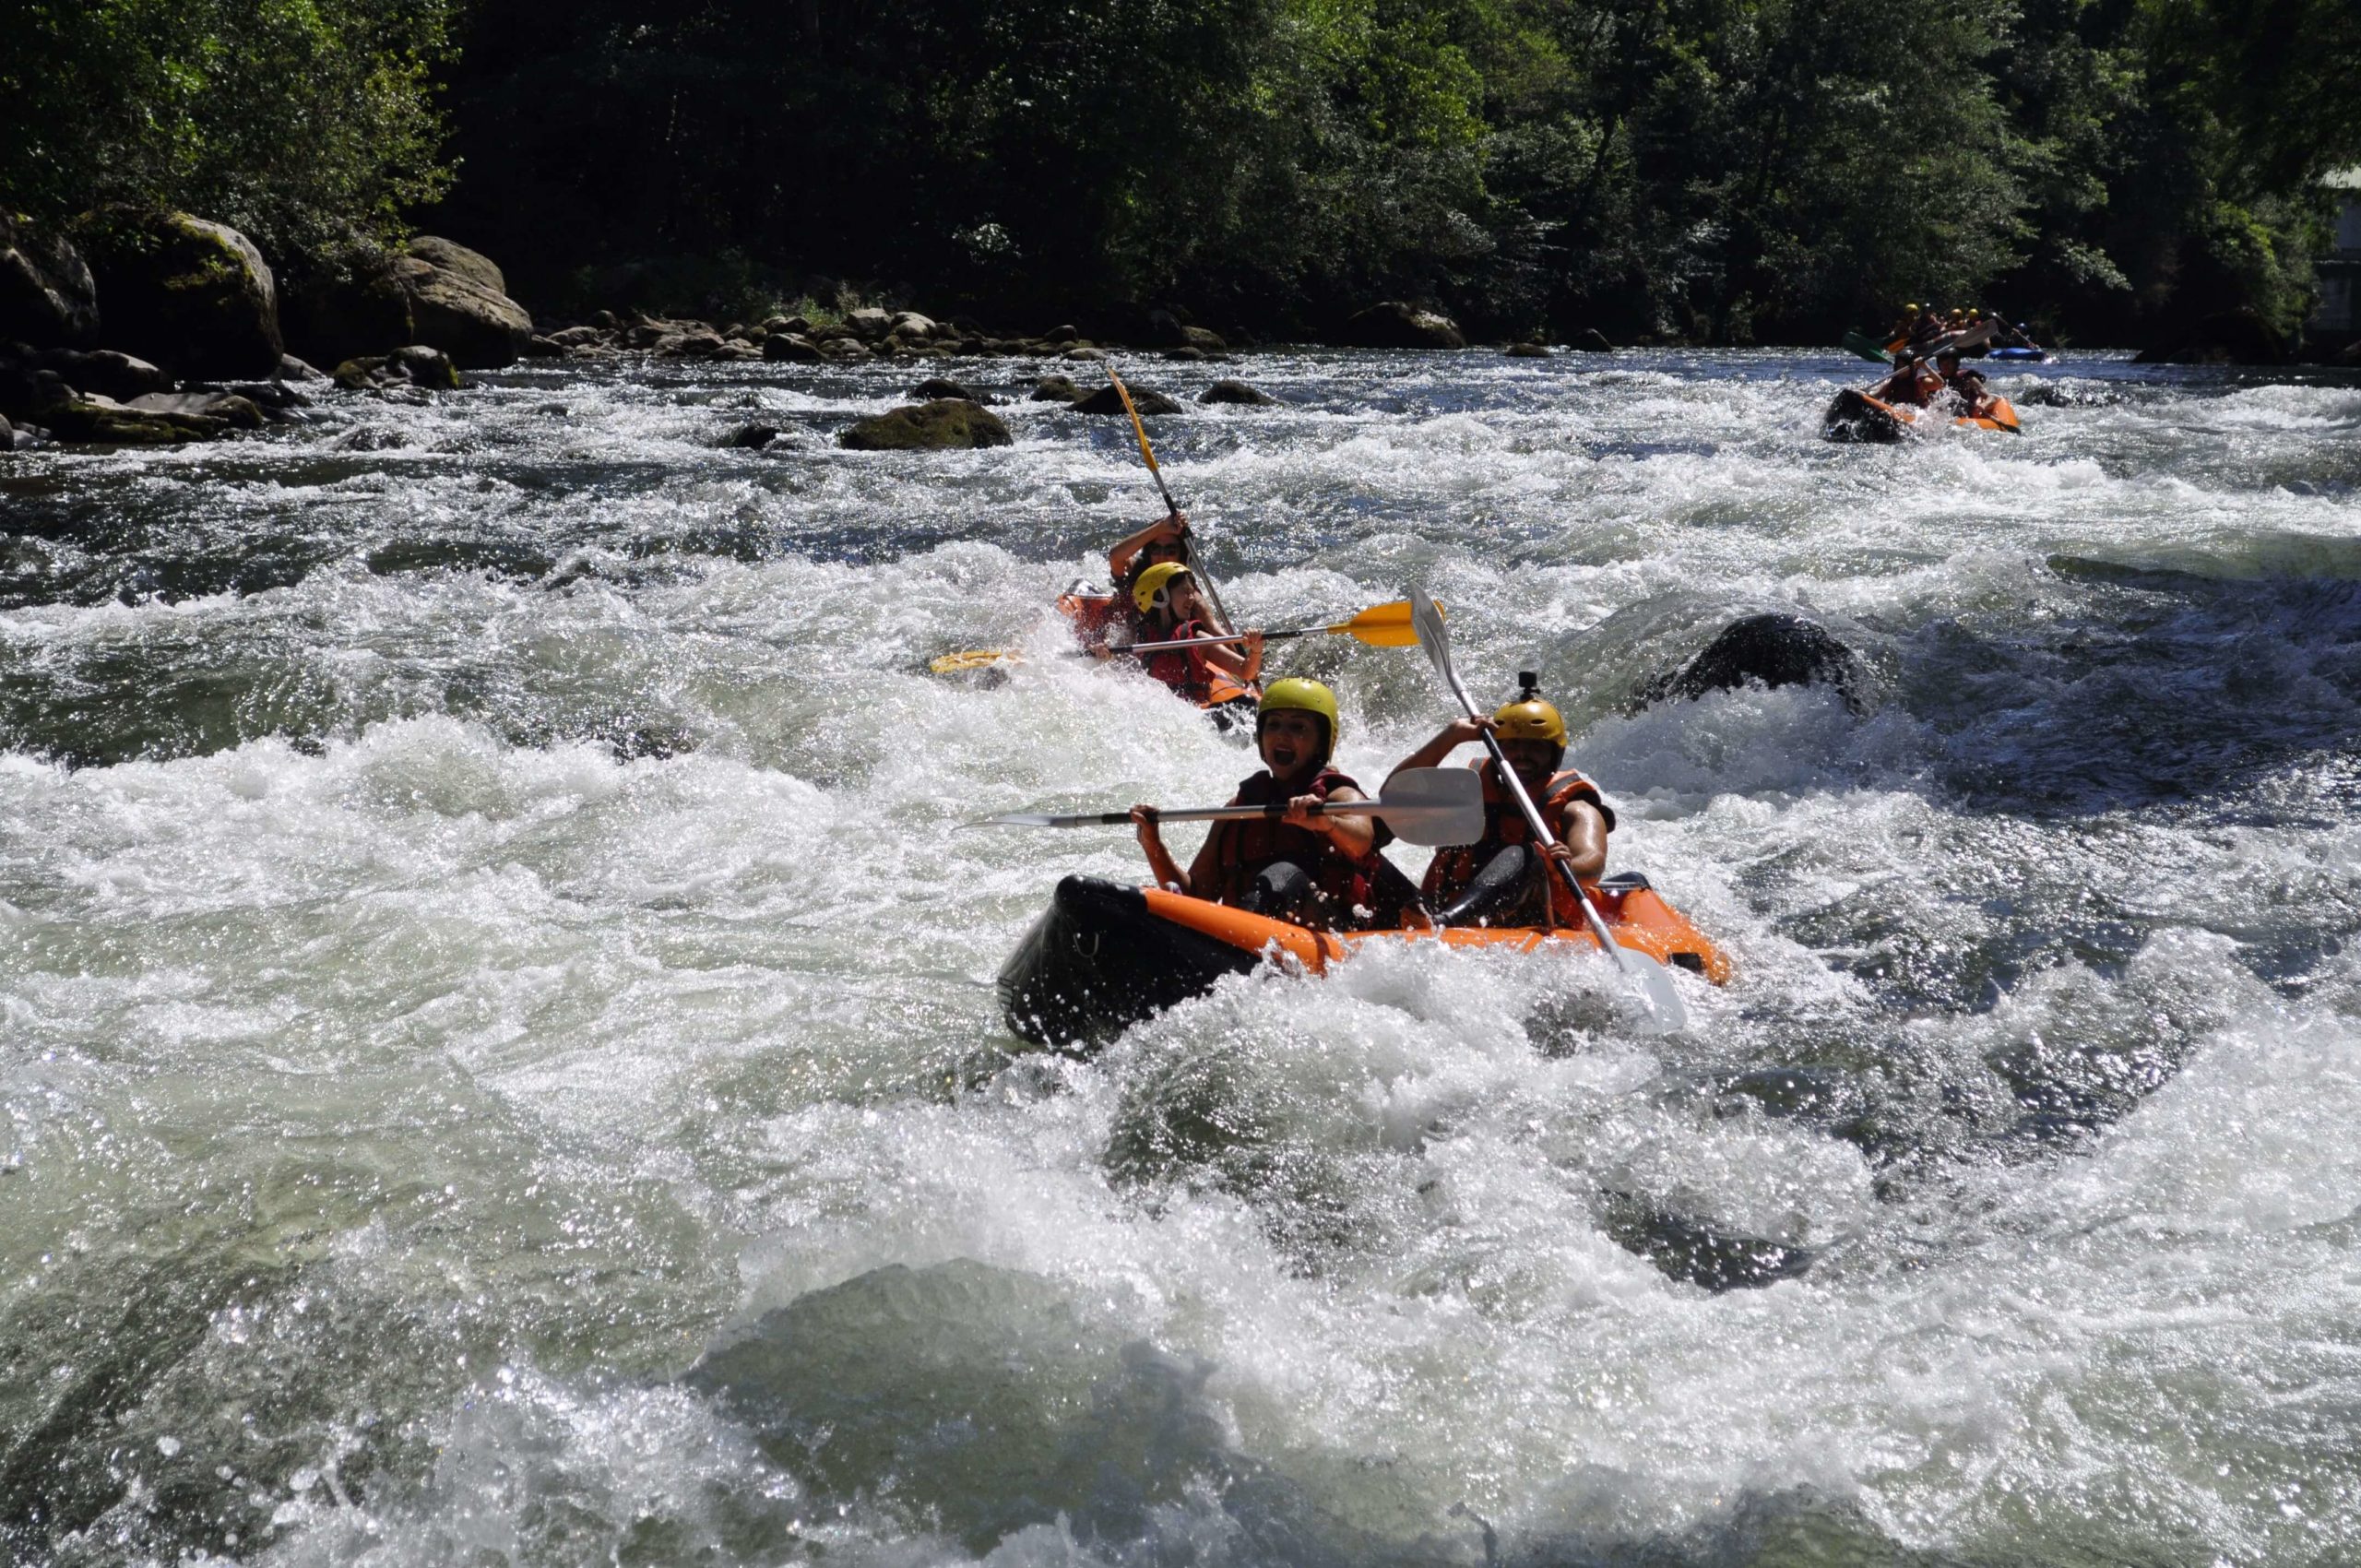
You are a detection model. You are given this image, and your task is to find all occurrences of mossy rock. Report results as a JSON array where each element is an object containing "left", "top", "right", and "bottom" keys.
[
  {"left": 838, "top": 398, "right": 1012, "bottom": 450},
  {"left": 78, "top": 210, "right": 282, "bottom": 378}
]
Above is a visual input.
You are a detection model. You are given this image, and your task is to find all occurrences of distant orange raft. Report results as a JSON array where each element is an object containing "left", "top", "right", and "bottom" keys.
[
  {"left": 1058, "top": 587, "right": 1261, "bottom": 725},
  {"left": 1823, "top": 387, "right": 2021, "bottom": 443},
  {"left": 999, "top": 873, "right": 1732, "bottom": 1049}
]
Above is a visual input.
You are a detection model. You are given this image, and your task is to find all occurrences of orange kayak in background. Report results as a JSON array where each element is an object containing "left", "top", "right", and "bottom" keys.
[
  {"left": 1824, "top": 388, "right": 2021, "bottom": 442},
  {"left": 1000, "top": 872, "right": 1730, "bottom": 1049},
  {"left": 1058, "top": 587, "right": 1261, "bottom": 723}
]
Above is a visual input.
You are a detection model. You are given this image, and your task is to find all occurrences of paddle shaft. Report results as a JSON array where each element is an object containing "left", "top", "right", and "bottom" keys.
[
  {"left": 1022, "top": 800, "right": 1384, "bottom": 829},
  {"left": 1123, "top": 626, "right": 1309, "bottom": 654},
  {"left": 1109, "top": 364, "right": 1238, "bottom": 636},
  {"left": 1430, "top": 653, "right": 1638, "bottom": 979}
]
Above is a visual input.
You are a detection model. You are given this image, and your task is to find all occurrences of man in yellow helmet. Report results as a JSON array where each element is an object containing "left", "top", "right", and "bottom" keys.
[
  {"left": 1386, "top": 672, "right": 1613, "bottom": 927},
  {"left": 1130, "top": 678, "right": 1414, "bottom": 928},
  {"left": 1127, "top": 561, "right": 1263, "bottom": 701}
]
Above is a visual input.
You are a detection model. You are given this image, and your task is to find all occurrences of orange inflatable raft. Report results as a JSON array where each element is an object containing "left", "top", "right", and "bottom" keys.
[
  {"left": 1823, "top": 388, "right": 2021, "bottom": 443},
  {"left": 999, "top": 873, "right": 1732, "bottom": 1049}
]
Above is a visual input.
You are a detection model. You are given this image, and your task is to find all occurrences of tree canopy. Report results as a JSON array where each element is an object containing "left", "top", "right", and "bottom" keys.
[{"left": 4, "top": 0, "right": 2355, "bottom": 342}]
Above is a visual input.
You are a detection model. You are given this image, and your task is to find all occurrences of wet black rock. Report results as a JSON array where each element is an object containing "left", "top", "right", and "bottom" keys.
[
  {"left": 914, "top": 376, "right": 985, "bottom": 402},
  {"left": 1030, "top": 374, "right": 1086, "bottom": 402},
  {"left": 2, "top": 346, "right": 171, "bottom": 404},
  {"left": 722, "top": 422, "right": 779, "bottom": 449},
  {"left": 1598, "top": 1195, "right": 1814, "bottom": 1292},
  {"left": 762, "top": 332, "right": 822, "bottom": 362},
  {"left": 1637, "top": 612, "right": 1869, "bottom": 714},
  {"left": 1199, "top": 378, "right": 1277, "bottom": 406},
  {"left": 1506, "top": 342, "right": 1550, "bottom": 358},
  {"left": 333, "top": 345, "right": 461, "bottom": 392},
  {"left": 1572, "top": 328, "right": 1616, "bottom": 352},
  {"left": 1070, "top": 384, "right": 1181, "bottom": 416},
  {"left": 125, "top": 390, "right": 267, "bottom": 430},
  {"left": 838, "top": 398, "right": 1013, "bottom": 450},
  {"left": 1341, "top": 300, "right": 1465, "bottom": 350}
]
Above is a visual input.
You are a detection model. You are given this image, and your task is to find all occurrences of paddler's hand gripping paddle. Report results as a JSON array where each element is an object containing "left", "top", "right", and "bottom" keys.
[
  {"left": 1407, "top": 587, "right": 1689, "bottom": 1033},
  {"left": 964, "top": 766, "right": 1484, "bottom": 849}
]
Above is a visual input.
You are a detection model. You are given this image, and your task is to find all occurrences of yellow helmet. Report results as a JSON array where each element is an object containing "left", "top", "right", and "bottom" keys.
[
  {"left": 1492, "top": 674, "right": 1566, "bottom": 747},
  {"left": 1904, "top": 302, "right": 1922, "bottom": 314},
  {"left": 1258, "top": 678, "right": 1341, "bottom": 752},
  {"left": 1132, "top": 561, "right": 1192, "bottom": 614}
]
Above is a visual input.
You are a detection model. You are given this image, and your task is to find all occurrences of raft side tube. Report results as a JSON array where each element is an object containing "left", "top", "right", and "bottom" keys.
[{"left": 997, "top": 875, "right": 1261, "bottom": 1049}]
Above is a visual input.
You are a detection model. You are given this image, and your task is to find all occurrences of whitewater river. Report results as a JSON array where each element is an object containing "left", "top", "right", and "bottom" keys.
[{"left": 6, "top": 349, "right": 2361, "bottom": 1567}]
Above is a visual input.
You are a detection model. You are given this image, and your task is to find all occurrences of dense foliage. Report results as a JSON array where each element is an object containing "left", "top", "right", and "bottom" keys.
[
  {"left": 0, "top": 0, "right": 457, "bottom": 260},
  {"left": 4, "top": 0, "right": 2355, "bottom": 342}
]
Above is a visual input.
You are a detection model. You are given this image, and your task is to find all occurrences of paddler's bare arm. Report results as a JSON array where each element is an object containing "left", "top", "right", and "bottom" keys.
[
  {"left": 1130, "top": 804, "right": 1190, "bottom": 895},
  {"left": 1108, "top": 512, "right": 1186, "bottom": 581},
  {"left": 1543, "top": 799, "right": 1608, "bottom": 880},
  {"left": 1201, "top": 630, "right": 1264, "bottom": 683},
  {"left": 1385, "top": 717, "right": 1491, "bottom": 788},
  {"left": 1282, "top": 784, "right": 1375, "bottom": 858}
]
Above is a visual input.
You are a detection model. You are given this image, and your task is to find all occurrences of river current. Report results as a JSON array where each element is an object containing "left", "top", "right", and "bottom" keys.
[{"left": 5, "top": 350, "right": 2361, "bottom": 1567}]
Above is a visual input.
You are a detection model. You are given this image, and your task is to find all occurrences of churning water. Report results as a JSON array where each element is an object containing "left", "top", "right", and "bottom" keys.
[{"left": 6, "top": 350, "right": 2361, "bottom": 1567}]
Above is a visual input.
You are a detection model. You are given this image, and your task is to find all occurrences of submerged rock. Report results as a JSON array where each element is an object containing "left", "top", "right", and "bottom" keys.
[
  {"left": 1506, "top": 341, "right": 1550, "bottom": 358},
  {"left": 1636, "top": 612, "right": 1869, "bottom": 715},
  {"left": 1597, "top": 1194, "right": 1813, "bottom": 1292},
  {"left": 838, "top": 398, "right": 1012, "bottom": 450},
  {"left": 685, "top": 1260, "right": 1229, "bottom": 1555},
  {"left": 914, "top": 375, "right": 985, "bottom": 402},
  {"left": 81, "top": 211, "right": 283, "bottom": 378},
  {"left": 1199, "top": 378, "right": 1276, "bottom": 406},
  {"left": 1030, "top": 374, "right": 1086, "bottom": 402}
]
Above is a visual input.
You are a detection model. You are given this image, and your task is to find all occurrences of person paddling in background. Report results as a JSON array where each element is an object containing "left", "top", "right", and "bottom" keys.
[
  {"left": 1870, "top": 349, "right": 1942, "bottom": 408},
  {"left": 1106, "top": 509, "right": 1236, "bottom": 636},
  {"left": 1130, "top": 679, "right": 1418, "bottom": 929},
  {"left": 1935, "top": 348, "right": 1996, "bottom": 418},
  {"left": 1127, "top": 562, "right": 1263, "bottom": 702},
  {"left": 1387, "top": 673, "right": 1613, "bottom": 927}
]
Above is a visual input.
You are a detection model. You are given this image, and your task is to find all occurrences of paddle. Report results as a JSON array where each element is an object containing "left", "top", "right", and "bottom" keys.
[
  {"left": 928, "top": 599, "right": 1429, "bottom": 674},
  {"left": 965, "top": 766, "right": 1485, "bottom": 849},
  {"left": 1406, "top": 588, "right": 1688, "bottom": 1033},
  {"left": 1107, "top": 363, "right": 1239, "bottom": 636},
  {"left": 1842, "top": 329, "right": 1895, "bottom": 365}
]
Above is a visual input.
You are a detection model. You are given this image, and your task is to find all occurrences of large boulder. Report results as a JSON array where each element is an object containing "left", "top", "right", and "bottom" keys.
[
  {"left": 35, "top": 394, "right": 236, "bottom": 445},
  {"left": 393, "top": 236, "right": 532, "bottom": 368},
  {"left": 0, "top": 213, "right": 100, "bottom": 347},
  {"left": 1635, "top": 613, "right": 1869, "bottom": 715},
  {"left": 838, "top": 398, "right": 1012, "bottom": 450},
  {"left": 281, "top": 249, "right": 414, "bottom": 369},
  {"left": 80, "top": 211, "right": 282, "bottom": 377},
  {"left": 1069, "top": 384, "right": 1181, "bottom": 417},
  {"left": 2132, "top": 306, "right": 2289, "bottom": 366},
  {"left": 1341, "top": 301, "right": 1465, "bottom": 350}
]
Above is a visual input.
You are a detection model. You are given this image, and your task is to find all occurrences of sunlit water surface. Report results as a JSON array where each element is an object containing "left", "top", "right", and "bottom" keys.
[{"left": 6, "top": 349, "right": 2361, "bottom": 1567}]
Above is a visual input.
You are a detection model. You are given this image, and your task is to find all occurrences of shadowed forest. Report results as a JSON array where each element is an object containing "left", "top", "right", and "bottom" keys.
[{"left": 5, "top": 0, "right": 2358, "bottom": 344}]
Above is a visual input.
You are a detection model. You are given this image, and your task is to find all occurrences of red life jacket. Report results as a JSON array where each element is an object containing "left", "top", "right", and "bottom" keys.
[
  {"left": 1137, "top": 617, "right": 1216, "bottom": 702},
  {"left": 1420, "top": 760, "right": 1613, "bottom": 928},
  {"left": 1204, "top": 766, "right": 1392, "bottom": 919}
]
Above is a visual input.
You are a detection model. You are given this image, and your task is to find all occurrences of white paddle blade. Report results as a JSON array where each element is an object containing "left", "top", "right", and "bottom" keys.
[
  {"left": 1370, "top": 766, "right": 1485, "bottom": 846},
  {"left": 1409, "top": 587, "right": 1452, "bottom": 682},
  {"left": 1616, "top": 945, "right": 1690, "bottom": 1034}
]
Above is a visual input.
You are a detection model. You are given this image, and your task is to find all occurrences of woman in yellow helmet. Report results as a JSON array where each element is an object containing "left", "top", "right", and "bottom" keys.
[
  {"left": 1127, "top": 562, "right": 1264, "bottom": 702},
  {"left": 1129, "top": 678, "right": 1412, "bottom": 929},
  {"left": 1386, "top": 672, "right": 1613, "bottom": 927}
]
